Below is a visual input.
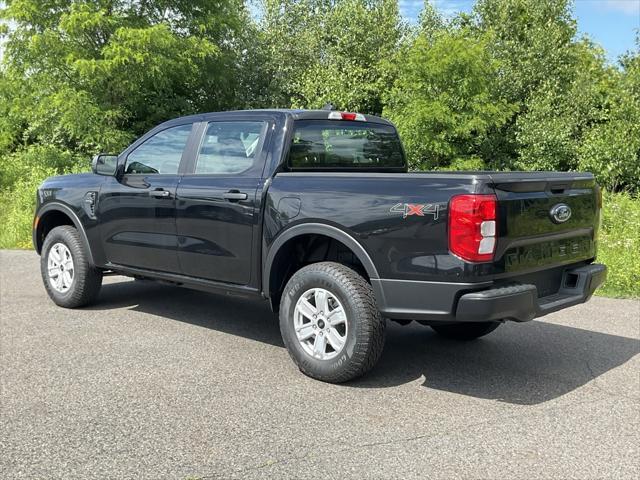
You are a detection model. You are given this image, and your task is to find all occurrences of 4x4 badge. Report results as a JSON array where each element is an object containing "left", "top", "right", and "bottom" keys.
[{"left": 390, "top": 203, "right": 439, "bottom": 219}]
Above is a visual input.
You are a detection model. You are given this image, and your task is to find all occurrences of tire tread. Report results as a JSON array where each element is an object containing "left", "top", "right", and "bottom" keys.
[
  {"left": 40, "top": 225, "right": 102, "bottom": 308},
  {"left": 280, "top": 262, "right": 385, "bottom": 383}
]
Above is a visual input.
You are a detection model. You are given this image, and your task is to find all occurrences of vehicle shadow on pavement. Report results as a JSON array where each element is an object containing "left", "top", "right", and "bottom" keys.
[
  {"left": 90, "top": 279, "right": 285, "bottom": 348},
  {"left": 91, "top": 279, "right": 639, "bottom": 406},
  {"left": 355, "top": 321, "right": 639, "bottom": 404}
]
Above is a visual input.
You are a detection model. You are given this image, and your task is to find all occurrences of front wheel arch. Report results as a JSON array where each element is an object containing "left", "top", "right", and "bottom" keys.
[{"left": 35, "top": 203, "right": 95, "bottom": 266}]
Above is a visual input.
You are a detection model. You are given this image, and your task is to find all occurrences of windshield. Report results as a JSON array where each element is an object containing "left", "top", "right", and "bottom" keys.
[{"left": 288, "top": 120, "right": 405, "bottom": 170}]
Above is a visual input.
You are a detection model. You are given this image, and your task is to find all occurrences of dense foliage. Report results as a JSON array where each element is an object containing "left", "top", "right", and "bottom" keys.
[
  {"left": 0, "top": 0, "right": 638, "bottom": 296},
  {"left": 597, "top": 192, "right": 640, "bottom": 298}
]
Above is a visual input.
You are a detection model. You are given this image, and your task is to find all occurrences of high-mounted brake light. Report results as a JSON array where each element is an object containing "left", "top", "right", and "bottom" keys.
[
  {"left": 328, "top": 111, "right": 366, "bottom": 121},
  {"left": 448, "top": 194, "right": 498, "bottom": 262}
]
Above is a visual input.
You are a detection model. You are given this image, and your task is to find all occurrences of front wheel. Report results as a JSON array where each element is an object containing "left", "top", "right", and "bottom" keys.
[
  {"left": 279, "top": 262, "right": 385, "bottom": 383},
  {"left": 430, "top": 321, "right": 501, "bottom": 340},
  {"left": 40, "top": 226, "right": 103, "bottom": 308}
]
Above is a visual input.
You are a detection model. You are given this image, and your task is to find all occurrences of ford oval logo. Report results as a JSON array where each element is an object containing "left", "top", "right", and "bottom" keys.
[{"left": 550, "top": 203, "right": 572, "bottom": 224}]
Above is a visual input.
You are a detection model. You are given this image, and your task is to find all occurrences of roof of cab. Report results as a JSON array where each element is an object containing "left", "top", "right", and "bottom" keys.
[{"left": 157, "top": 109, "right": 394, "bottom": 129}]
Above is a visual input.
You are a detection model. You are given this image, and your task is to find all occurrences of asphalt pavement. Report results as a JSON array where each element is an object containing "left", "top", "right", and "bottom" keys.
[{"left": 1, "top": 250, "right": 639, "bottom": 479}]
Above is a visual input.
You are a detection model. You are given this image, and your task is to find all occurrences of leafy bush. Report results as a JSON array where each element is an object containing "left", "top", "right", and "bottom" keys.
[
  {"left": 577, "top": 54, "right": 640, "bottom": 193},
  {"left": 596, "top": 192, "right": 640, "bottom": 298},
  {"left": 0, "top": 173, "right": 51, "bottom": 249},
  {"left": 443, "top": 157, "right": 487, "bottom": 171},
  {"left": 0, "top": 146, "right": 88, "bottom": 249},
  {"left": 384, "top": 30, "right": 514, "bottom": 170}
]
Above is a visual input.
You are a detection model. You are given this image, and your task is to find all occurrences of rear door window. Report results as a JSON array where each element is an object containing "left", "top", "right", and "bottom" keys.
[
  {"left": 195, "top": 121, "right": 267, "bottom": 175},
  {"left": 288, "top": 120, "right": 405, "bottom": 170}
]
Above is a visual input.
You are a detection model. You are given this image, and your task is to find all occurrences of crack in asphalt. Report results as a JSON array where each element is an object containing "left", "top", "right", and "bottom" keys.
[
  {"left": 197, "top": 393, "right": 635, "bottom": 479},
  {"left": 584, "top": 359, "right": 640, "bottom": 402}
]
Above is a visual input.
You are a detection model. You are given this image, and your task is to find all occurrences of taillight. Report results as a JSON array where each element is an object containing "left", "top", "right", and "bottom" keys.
[
  {"left": 328, "top": 111, "right": 366, "bottom": 121},
  {"left": 448, "top": 194, "right": 498, "bottom": 262}
]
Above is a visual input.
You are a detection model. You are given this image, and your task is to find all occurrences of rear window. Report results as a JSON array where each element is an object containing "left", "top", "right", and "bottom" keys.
[{"left": 288, "top": 120, "right": 405, "bottom": 170}]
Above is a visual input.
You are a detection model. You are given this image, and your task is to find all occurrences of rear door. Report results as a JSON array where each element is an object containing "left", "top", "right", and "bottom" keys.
[
  {"left": 490, "top": 173, "right": 600, "bottom": 286},
  {"left": 97, "top": 123, "right": 195, "bottom": 273},
  {"left": 175, "top": 119, "right": 271, "bottom": 284}
]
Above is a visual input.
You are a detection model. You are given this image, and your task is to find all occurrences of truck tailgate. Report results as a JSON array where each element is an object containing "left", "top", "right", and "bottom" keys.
[{"left": 489, "top": 172, "right": 600, "bottom": 279}]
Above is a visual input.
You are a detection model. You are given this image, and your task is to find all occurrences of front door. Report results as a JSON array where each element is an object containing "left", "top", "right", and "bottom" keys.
[
  {"left": 176, "top": 120, "right": 269, "bottom": 284},
  {"left": 97, "top": 123, "right": 194, "bottom": 273}
]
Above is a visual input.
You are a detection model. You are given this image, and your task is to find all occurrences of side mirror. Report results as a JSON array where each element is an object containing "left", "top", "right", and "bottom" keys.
[{"left": 91, "top": 154, "right": 118, "bottom": 176}]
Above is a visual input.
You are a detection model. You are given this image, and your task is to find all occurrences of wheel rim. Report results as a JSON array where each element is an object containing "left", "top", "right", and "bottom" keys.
[
  {"left": 293, "top": 288, "right": 348, "bottom": 360},
  {"left": 47, "top": 243, "right": 74, "bottom": 293}
]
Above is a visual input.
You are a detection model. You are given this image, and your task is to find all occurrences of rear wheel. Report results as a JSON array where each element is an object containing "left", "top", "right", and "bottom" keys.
[
  {"left": 279, "top": 262, "right": 385, "bottom": 383},
  {"left": 430, "top": 321, "right": 501, "bottom": 340},
  {"left": 40, "top": 226, "right": 102, "bottom": 308}
]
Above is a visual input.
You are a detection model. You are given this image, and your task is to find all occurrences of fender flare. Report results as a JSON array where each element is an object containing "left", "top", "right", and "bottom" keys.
[
  {"left": 34, "top": 202, "right": 95, "bottom": 266},
  {"left": 262, "top": 222, "right": 379, "bottom": 298}
]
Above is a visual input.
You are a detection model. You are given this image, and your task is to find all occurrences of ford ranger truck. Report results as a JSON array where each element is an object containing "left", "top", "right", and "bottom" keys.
[{"left": 33, "top": 109, "right": 607, "bottom": 383}]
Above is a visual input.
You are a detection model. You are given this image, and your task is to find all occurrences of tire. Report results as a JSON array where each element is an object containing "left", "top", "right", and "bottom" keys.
[
  {"left": 40, "top": 225, "right": 103, "bottom": 308},
  {"left": 430, "top": 321, "right": 501, "bottom": 341},
  {"left": 279, "top": 262, "right": 385, "bottom": 383}
]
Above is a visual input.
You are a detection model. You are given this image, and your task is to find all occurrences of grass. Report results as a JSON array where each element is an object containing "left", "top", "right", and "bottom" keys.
[
  {"left": 0, "top": 176, "right": 637, "bottom": 298},
  {"left": 595, "top": 191, "right": 640, "bottom": 298},
  {"left": 0, "top": 172, "right": 51, "bottom": 250}
]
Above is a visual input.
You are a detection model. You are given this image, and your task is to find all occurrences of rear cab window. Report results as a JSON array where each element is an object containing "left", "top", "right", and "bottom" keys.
[{"left": 288, "top": 120, "right": 406, "bottom": 171}]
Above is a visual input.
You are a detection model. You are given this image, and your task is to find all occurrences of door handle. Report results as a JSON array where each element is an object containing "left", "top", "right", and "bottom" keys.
[
  {"left": 150, "top": 189, "right": 171, "bottom": 198},
  {"left": 223, "top": 191, "right": 248, "bottom": 201}
]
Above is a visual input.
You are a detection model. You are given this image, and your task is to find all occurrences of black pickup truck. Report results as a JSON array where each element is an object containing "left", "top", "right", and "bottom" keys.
[{"left": 33, "top": 109, "right": 606, "bottom": 382}]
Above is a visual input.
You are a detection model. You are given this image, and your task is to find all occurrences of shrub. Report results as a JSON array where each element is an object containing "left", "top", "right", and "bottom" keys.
[
  {"left": 0, "top": 146, "right": 88, "bottom": 249},
  {"left": 384, "top": 30, "right": 514, "bottom": 170},
  {"left": 596, "top": 192, "right": 640, "bottom": 298}
]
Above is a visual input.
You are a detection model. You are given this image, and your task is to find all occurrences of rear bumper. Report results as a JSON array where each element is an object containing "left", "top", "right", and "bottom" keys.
[{"left": 372, "top": 263, "right": 607, "bottom": 323}]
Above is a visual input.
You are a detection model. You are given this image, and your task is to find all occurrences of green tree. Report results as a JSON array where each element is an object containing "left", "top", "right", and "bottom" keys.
[
  {"left": 514, "top": 40, "right": 615, "bottom": 173},
  {"left": 0, "top": 0, "right": 248, "bottom": 155},
  {"left": 383, "top": 29, "right": 514, "bottom": 170},
  {"left": 0, "top": 0, "right": 250, "bottom": 248},
  {"left": 473, "top": 0, "right": 577, "bottom": 104},
  {"left": 256, "top": 0, "right": 405, "bottom": 113},
  {"left": 577, "top": 44, "right": 640, "bottom": 192},
  {"left": 471, "top": 0, "right": 579, "bottom": 168}
]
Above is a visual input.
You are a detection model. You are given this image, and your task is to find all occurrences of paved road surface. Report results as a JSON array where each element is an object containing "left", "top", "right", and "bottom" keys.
[{"left": 1, "top": 250, "right": 639, "bottom": 479}]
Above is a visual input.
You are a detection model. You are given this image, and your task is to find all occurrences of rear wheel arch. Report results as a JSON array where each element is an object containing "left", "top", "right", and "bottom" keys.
[
  {"left": 35, "top": 203, "right": 95, "bottom": 266},
  {"left": 264, "top": 223, "right": 380, "bottom": 312}
]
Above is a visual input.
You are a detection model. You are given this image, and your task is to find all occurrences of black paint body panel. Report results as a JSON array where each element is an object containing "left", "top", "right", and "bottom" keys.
[
  {"left": 97, "top": 174, "right": 182, "bottom": 273},
  {"left": 176, "top": 175, "right": 261, "bottom": 284},
  {"left": 264, "top": 172, "right": 599, "bottom": 283}
]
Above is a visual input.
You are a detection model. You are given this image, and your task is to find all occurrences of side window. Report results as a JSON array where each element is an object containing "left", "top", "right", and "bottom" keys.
[
  {"left": 125, "top": 124, "right": 192, "bottom": 175},
  {"left": 195, "top": 121, "right": 266, "bottom": 175}
]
